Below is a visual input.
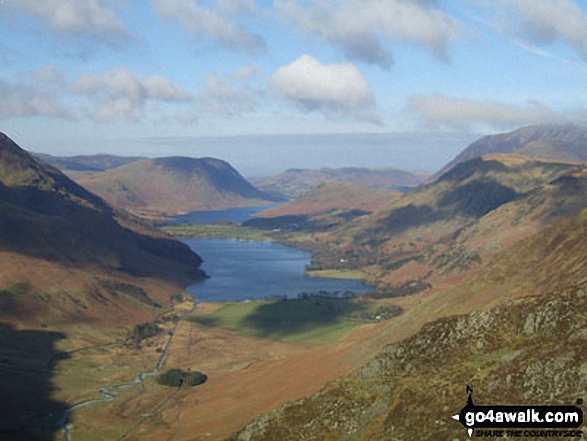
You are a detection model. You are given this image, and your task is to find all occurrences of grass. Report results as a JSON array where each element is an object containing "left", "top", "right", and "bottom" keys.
[
  {"left": 306, "top": 269, "right": 366, "bottom": 280},
  {"left": 191, "top": 297, "right": 383, "bottom": 344},
  {"left": 161, "top": 224, "right": 277, "bottom": 241}
]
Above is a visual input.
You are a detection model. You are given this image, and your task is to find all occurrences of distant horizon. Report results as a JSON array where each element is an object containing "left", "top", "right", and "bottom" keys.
[{"left": 20, "top": 130, "right": 480, "bottom": 177}]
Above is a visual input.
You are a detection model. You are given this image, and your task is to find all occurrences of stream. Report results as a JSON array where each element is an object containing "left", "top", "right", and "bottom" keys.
[{"left": 56, "top": 308, "right": 188, "bottom": 441}]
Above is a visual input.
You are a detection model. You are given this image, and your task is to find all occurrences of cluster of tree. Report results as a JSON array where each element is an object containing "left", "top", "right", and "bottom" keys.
[
  {"left": 367, "top": 280, "right": 431, "bottom": 299},
  {"left": 99, "top": 279, "right": 162, "bottom": 308},
  {"left": 296, "top": 290, "right": 358, "bottom": 299},
  {"left": 370, "top": 304, "right": 404, "bottom": 320},
  {"left": 308, "top": 246, "right": 378, "bottom": 272},
  {"left": 157, "top": 368, "right": 207, "bottom": 387},
  {"left": 126, "top": 322, "right": 164, "bottom": 348}
]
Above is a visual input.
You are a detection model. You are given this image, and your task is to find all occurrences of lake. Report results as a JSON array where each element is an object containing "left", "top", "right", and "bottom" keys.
[
  {"left": 184, "top": 238, "right": 372, "bottom": 302},
  {"left": 169, "top": 203, "right": 281, "bottom": 225}
]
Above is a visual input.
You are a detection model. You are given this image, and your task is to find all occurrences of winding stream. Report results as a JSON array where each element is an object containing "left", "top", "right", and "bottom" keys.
[{"left": 57, "top": 314, "right": 184, "bottom": 441}]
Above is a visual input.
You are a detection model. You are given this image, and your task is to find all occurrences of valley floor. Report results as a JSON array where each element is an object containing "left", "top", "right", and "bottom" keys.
[{"left": 51, "top": 266, "right": 529, "bottom": 441}]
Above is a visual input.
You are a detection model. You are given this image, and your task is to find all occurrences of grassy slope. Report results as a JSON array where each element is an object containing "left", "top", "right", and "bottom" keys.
[{"left": 0, "top": 273, "right": 186, "bottom": 439}]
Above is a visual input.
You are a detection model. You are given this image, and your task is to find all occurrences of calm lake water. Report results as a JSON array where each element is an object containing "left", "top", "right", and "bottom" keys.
[
  {"left": 184, "top": 238, "right": 372, "bottom": 302},
  {"left": 170, "top": 203, "right": 280, "bottom": 225}
]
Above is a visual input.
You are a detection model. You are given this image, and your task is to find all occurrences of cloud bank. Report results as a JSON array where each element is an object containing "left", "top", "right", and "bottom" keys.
[
  {"left": 486, "top": 0, "right": 587, "bottom": 60},
  {"left": 275, "top": 0, "right": 460, "bottom": 68},
  {"left": 151, "top": 0, "right": 266, "bottom": 53},
  {"left": 407, "top": 93, "right": 570, "bottom": 129},
  {"left": 73, "top": 68, "right": 192, "bottom": 122},
  {"left": 0, "top": 79, "right": 74, "bottom": 120},
  {"left": 7, "top": 0, "right": 131, "bottom": 47}
]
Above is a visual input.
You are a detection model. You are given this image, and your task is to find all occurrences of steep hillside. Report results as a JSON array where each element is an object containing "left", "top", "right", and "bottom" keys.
[
  {"left": 0, "top": 133, "right": 205, "bottom": 285},
  {"left": 435, "top": 124, "right": 587, "bottom": 178},
  {"left": 0, "top": 133, "right": 212, "bottom": 438},
  {"left": 231, "top": 205, "right": 587, "bottom": 440},
  {"left": 76, "top": 156, "right": 277, "bottom": 217},
  {"left": 231, "top": 283, "right": 587, "bottom": 440},
  {"left": 462, "top": 207, "right": 587, "bottom": 300},
  {"left": 250, "top": 167, "right": 428, "bottom": 200},
  {"left": 307, "top": 154, "right": 587, "bottom": 291}
]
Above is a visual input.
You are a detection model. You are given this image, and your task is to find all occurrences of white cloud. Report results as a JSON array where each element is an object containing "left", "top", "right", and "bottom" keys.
[
  {"left": 0, "top": 80, "right": 75, "bottom": 120},
  {"left": 407, "top": 94, "right": 569, "bottom": 129},
  {"left": 7, "top": 0, "right": 131, "bottom": 46},
  {"left": 275, "top": 0, "right": 461, "bottom": 68},
  {"left": 485, "top": 0, "right": 587, "bottom": 60},
  {"left": 270, "top": 55, "right": 380, "bottom": 123},
  {"left": 73, "top": 68, "right": 192, "bottom": 122},
  {"left": 151, "top": 0, "right": 266, "bottom": 53}
]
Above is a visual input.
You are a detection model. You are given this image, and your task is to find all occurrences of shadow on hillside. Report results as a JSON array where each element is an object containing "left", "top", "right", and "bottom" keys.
[
  {"left": 0, "top": 323, "right": 70, "bottom": 440},
  {"left": 360, "top": 178, "right": 519, "bottom": 245},
  {"left": 0, "top": 182, "right": 205, "bottom": 283},
  {"left": 241, "top": 297, "right": 370, "bottom": 338}
]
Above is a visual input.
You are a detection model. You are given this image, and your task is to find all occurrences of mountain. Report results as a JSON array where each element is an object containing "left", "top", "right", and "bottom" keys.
[
  {"left": 0, "top": 134, "right": 212, "bottom": 439},
  {"left": 434, "top": 124, "right": 587, "bottom": 179},
  {"left": 250, "top": 167, "right": 428, "bottom": 200},
  {"left": 73, "top": 156, "right": 278, "bottom": 217},
  {"left": 306, "top": 154, "right": 587, "bottom": 291},
  {"left": 255, "top": 181, "right": 402, "bottom": 218},
  {"left": 0, "top": 133, "right": 205, "bottom": 286},
  {"left": 243, "top": 182, "right": 402, "bottom": 233},
  {"left": 231, "top": 206, "right": 587, "bottom": 440},
  {"left": 33, "top": 152, "right": 145, "bottom": 172}
]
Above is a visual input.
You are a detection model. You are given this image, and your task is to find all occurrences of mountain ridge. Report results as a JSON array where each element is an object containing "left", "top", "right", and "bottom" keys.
[
  {"left": 434, "top": 124, "right": 587, "bottom": 179},
  {"left": 251, "top": 167, "right": 428, "bottom": 200},
  {"left": 34, "top": 152, "right": 145, "bottom": 172},
  {"left": 305, "top": 153, "right": 587, "bottom": 292}
]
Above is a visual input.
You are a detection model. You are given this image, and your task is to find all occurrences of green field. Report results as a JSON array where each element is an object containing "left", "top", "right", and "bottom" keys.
[
  {"left": 191, "top": 297, "right": 390, "bottom": 344},
  {"left": 160, "top": 224, "right": 277, "bottom": 241}
]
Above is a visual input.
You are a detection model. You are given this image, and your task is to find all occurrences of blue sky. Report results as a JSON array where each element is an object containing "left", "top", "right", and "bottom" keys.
[{"left": 1, "top": 0, "right": 587, "bottom": 176}]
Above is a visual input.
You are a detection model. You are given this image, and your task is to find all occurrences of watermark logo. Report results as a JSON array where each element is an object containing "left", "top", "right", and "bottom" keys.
[{"left": 452, "top": 386, "right": 584, "bottom": 438}]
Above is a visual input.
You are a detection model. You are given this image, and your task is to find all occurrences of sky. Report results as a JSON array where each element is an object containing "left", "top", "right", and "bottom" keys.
[{"left": 1, "top": 0, "right": 587, "bottom": 176}]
